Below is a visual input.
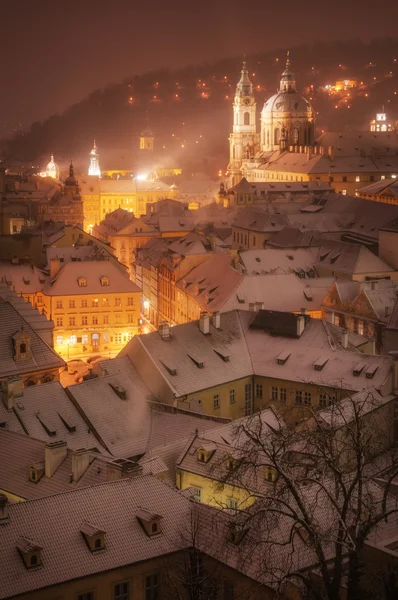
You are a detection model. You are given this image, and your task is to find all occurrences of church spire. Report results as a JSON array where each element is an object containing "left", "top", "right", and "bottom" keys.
[
  {"left": 235, "top": 59, "right": 254, "bottom": 98},
  {"left": 88, "top": 140, "right": 101, "bottom": 176},
  {"left": 280, "top": 50, "right": 296, "bottom": 92}
]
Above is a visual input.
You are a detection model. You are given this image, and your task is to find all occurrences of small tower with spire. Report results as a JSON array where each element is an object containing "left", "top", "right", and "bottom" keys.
[
  {"left": 64, "top": 159, "right": 79, "bottom": 196},
  {"left": 227, "top": 60, "right": 259, "bottom": 185},
  {"left": 140, "top": 115, "right": 154, "bottom": 152},
  {"left": 88, "top": 140, "right": 101, "bottom": 177},
  {"left": 45, "top": 154, "right": 60, "bottom": 180}
]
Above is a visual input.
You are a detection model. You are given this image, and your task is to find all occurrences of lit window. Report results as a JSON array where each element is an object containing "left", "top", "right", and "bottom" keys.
[
  {"left": 69, "top": 317, "right": 76, "bottom": 326},
  {"left": 227, "top": 498, "right": 238, "bottom": 510},
  {"left": 381, "top": 175, "right": 386, "bottom": 180},
  {"left": 56, "top": 335, "right": 63, "bottom": 345},
  {"left": 357, "top": 321, "right": 364, "bottom": 336},
  {"left": 77, "top": 277, "right": 87, "bottom": 287},
  {"left": 213, "top": 394, "right": 220, "bottom": 409},
  {"left": 100, "top": 277, "right": 109, "bottom": 286},
  {"left": 115, "top": 298, "right": 122, "bottom": 307},
  {"left": 355, "top": 176, "right": 360, "bottom": 183},
  {"left": 92, "top": 299, "right": 99, "bottom": 308},
  {"left": 69, "top": 336, "right": 77, "bottom": 345},
  {"left": 82, "top": 334, "right": 88, "bottom": 344},
  {"left": 81, "top": 316, "right": 88, "bottom": 326},
  {"left": 115, "top": 333, "right": 122, "bottom": 344},
  {"left": 342, "top": 189, "right": 347, "bottom": 195},
  {"left": 92, "top": 316, "right": 99, "bottom": 325},
  {"left": 229, "top": 389, "right": 236, "bottom": 404}
]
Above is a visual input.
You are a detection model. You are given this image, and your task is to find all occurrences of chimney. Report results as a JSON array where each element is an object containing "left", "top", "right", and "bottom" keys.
[
  {"left": 300, "top": 307, "right": 306, "bottom": 315},
  {"left": 212, "top": 311, "right": 221, "bottom": 329},
  {"left": 50, "top": 257, "right": 61, "bottom": 279},
  {"left": 158, "top": 321, "right": 171, "bottom": 340},
  {"left": 2, "top": 376, "right": 23, "bottom": 410},
  {"left": 106, "top": 459, "right": 142, "bottom": 481},
  {"left": 199, "top": 312, "right": 210, "bottom": 335},
  {"left": 0, "top": 494, "right": 9, "bottom": 524},
  {"left": 71, "top": 449, "right": 91, "bottom": 482},
  {"left": 256, "top": 302, "right": 264, "bottom": 310},
  {"left": 248, "top": 302, "right": 256, "bottom": 312},
  {"left": 341, "top": 329, "right": 349, "bottom": 349},
  {"left": 45, "top": 441, "right": 67, "bottom": 478},
  {"left": 390, "top": 352, "right": 398, "bottom": 395},
  {"left": 296, "top": 315, "right": 305, "bottom": 337}
]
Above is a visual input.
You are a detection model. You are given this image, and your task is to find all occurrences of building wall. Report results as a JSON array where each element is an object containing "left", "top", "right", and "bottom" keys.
[
  {"left": 42, "top": 290, "right": 141, "bottom": 358},
  {"left": 8, "top": 552, "right": 274, "bottom": 600},
  {"left": 177, "top": 469, "right": 256, "bottom": 509},
  {"left": 253, "top": 375, "right": 346, "bottom": 425}
]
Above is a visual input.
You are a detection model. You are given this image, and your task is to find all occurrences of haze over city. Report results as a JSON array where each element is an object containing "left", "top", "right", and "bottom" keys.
[{"left": 1, "top": 3, "right": 398, "bottom": 600}]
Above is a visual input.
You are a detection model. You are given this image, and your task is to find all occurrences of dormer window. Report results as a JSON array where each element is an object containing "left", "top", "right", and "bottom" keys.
[
  {"left": 29, "top": 462, "right": 45, "bottom": 483},
  {"left": 80, "top": 522, "right": 106, "bottom": 553},
  {"left": 12, "top": 331, "right": 32, "bottom": 362},
  {"left": 136, "top": 508, "right": 163, "bottom": 537},
  {"left": 17, "top": 537, "right": 43, "bottom": 569},
  {"left": 264, "top": 466, "right": 278, "bottom": 483},
  {"left": 197, "top": 445, "right": 216, "bottom": 464},
  {"left": 228, "top": 522, "right": 248, "bottom": 545},
  {"left": 226, "top": 455, "right": 240, "bottom": 471},
  {"left": 100, "top": 276, "right": 109, "bottom": 286},
  {"left": 77, "top": 277, "right": 87, "bottom": 287}
]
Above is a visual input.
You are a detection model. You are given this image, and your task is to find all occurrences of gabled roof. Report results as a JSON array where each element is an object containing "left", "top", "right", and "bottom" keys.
[
  {"left": 0, "top": 476, "right": 193, "bottom": 599},
  {"left": 67, "top": 373, "right": 225, "bottom": 458},
  {"left": 121, "top": 310, "right": 393, "bottom": 399},
  {"left": 0, "top": 429, "right": 108, "bottom": 501},
  {"left": 0, "top": 300, "right": 64, "bottom": 379},
  {"left": 10, "top": 381, "right": 106, "bottom": 453}
]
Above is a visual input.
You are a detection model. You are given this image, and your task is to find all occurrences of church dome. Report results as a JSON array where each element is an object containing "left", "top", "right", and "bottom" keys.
[{"left": 262, "top": 91, "right": 312, "bottom": 115}]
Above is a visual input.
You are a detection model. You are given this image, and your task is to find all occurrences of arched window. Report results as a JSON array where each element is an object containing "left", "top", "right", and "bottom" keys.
[
  {"left": 20, "top": 343, "right": 26, "bottom": 354},
  {"left": 274, "top": 128, "right": 280, "bottom": 145},
  {"left": 243, "top": 112, "right": 250, "bottom": 126},
  {"left": 292, "top": 127, "right": 299, "bottom": 144},
  {"left": 26, "top": 380, "right": 36, "bottom": 386}
]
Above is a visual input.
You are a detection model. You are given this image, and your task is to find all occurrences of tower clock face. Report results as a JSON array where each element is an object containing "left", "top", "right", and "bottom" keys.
[{"left": 242, "top": 97, "right": 251, "bottom": 106}]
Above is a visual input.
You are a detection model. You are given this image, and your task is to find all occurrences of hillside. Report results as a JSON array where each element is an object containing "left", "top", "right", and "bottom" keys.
[{"left": 3, "top": 38, "right": 398, "bottom": 175}]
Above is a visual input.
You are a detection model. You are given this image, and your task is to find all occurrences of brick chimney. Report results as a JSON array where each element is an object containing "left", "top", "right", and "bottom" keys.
[
  {"left": 45, "top": 441, "right": 67, "bottom": 478},
  {"left": 71, "top": 449, "right": 91, "bottom": 482},
  {"left": 2, "top": 376, "right": 23, "bottom": 410},
  {"left": 158, "top": 322, "right": 171, "bottom": 340}
]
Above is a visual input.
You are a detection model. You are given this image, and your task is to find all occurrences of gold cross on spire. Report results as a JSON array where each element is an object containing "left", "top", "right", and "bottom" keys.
[{"left": 286, "top": 50, "right": 290, "bottom": 69}]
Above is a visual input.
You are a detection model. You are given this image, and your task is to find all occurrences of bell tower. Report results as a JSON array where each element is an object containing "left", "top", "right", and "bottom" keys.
[{"left": 228, "top": 61, "right": 258, "bottom": 185}]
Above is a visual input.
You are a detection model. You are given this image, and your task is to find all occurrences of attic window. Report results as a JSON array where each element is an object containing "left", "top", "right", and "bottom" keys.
[
  {"left": 277, "top": 350, "right": 291, "bottom": 365},
  {"left": 80, "top": 522, "right": 106, "bottom": 553},
  {"left": 77, "top": 277, "right": 87, "bottom": 287},
  {"left": 255, "top": 257, "right": 261, "bottom": 262},
  {"left": 304, "top": 290, "right": 313, "bottom": 301},
  {"left": 58, "top": 413, "right": 76, "bottom": 432},
  {"left": 187, "top": 353, "right": 204, "bottom": 369},
  {"left": 29, "top": 462, "right": 45, "bottom": 483},
  {"left": 136, "top": 508, "right": 162, "bottom": 537},
  {"left": 330, "top": 253, "right": 341, "bottom": 264},
  {"left": 314, "top": 357, "right": 328, "bottom": 371},
  {"left": 23, "top": 277, "right": 30, "bottom": 285},
  {"left": 228, "top": 522, "right": 248, "bottom": 545},
  {"left": 160, "top": 360, "right": 177, "bottom": 376},
  {"left": 320, "top": 250, "right": 331, "bottom": 261},
  {"left": 197, "top": 445, "right": 216, "bottom": 463},
  {"left": 236, "top": 294, "right": 245, "bottom": 304},
  {"left": 264, "top": 466, "right": 278, "bottom": 483},
  {"left": 226, "top": 455, "right": 240, "bottom": 471},
  {"left": 36, "top": 413, "right": 56, "bottom": 436},
  {"left": 100, "top": 276, "right": 109, "bottom": 286},
  {"left": 213, "top": 348, "right": 230, "bottom": 362},
  {"left": 365, "top": 364, "right": 379, "bottom": 379},
  {"left": 353, "top": 362, "right": 366, "bottom": 376},
  {"left": 109, "top": 382, "right": 127, "bottom": 399},
  {"left": 16, "top": 537, "right": 43, "bottom": 570}
]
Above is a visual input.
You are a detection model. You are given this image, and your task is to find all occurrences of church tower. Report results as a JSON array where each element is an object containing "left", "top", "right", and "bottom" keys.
[
  {"left": 140, "top": 128, "right": 154, "bottom": 152},
  {"left": 88, "top": 140, "right": 101, "bottom": 177},
  {"left": 228, "top": 62, "right": 259, "bottom": 185},
  {"left": 45, "top": 154, "right": 60, "bottom": 180}
]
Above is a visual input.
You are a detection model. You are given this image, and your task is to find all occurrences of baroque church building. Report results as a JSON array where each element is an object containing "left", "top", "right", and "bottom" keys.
[{"left": 228, "top": 55, "right": 315, "bottom": 184}]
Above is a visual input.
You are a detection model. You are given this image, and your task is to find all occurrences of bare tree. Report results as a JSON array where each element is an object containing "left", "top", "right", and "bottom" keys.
[{"left": 217, "top": 390, "right": 398, "bottom": 600}]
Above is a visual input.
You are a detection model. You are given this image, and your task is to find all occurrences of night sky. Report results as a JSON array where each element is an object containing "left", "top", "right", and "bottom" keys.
[{"left": 2, "top": 0, "right": 398, "bottom": 136}]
